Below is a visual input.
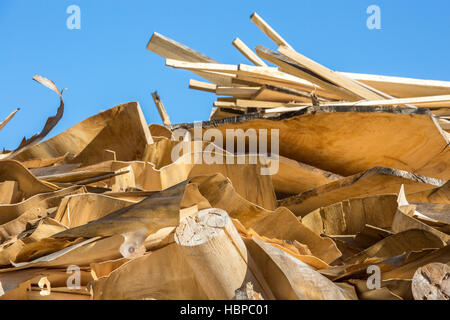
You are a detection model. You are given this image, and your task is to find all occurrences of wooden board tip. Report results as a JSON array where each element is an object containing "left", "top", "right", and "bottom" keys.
[
  {"left": 250, "top": 12, "right": 259, "bottom": 20},
  {"left": 146, "top": 32, "right": 163, "bottom": 51}
]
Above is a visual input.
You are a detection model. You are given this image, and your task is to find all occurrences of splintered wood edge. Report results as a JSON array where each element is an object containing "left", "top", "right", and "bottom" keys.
[
  {"left": 412, "top": 263, "right": 450, "bottom": 300},
  {"left": 175, "top": 208, "right": 229, "bottom": 246}
]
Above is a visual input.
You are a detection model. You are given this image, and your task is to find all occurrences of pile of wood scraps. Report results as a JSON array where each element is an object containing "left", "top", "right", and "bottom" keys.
[{"left": 0, "top": 12, "right": 449, "bottom": 300}]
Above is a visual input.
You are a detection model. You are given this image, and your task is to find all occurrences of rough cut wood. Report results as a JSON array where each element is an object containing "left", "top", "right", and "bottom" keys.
[
  {"left": 278, "top": 167, "right": 444, "bottom": 217},
  {"left": 12, "top": 102, "right": 153, "bottom": 167},
  {"left": 13, "top": 76, "right": 65, "bottom": 155},
  {"left": 411, "top": 263, "right": 450, "bottom": 300},
  {"left": 175, "top": 208, "right": 274, "bottom": 299},
  {"left": 2, "top": 10, "right": 450, "bottom": 302},
  {"left": 273, "top": 156, "right": 342, "bottom": 195}
]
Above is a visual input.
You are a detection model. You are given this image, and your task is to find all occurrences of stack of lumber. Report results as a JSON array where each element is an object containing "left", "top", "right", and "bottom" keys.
[
  {"left": 148, "top": 13, "right": 450, "bottom": 131},
  {"left": 0, "top": 13, "right": 449, "bottom": 300}
]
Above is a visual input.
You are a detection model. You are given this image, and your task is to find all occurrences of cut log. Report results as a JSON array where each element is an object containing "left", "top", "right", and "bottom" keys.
[
  {"left": 411, "top": 263, "right": 450, "bottom": 300},
  {"left": 175, "top": 208, "right": 274, "bottom": 300}
]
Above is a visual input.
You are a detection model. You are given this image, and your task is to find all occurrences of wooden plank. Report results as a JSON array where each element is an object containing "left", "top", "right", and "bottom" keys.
[
  {"left": 188, "top": 79, "right": 216, "bottom": 93},
  {"left": 233, "top": 74, "right": 342, "bottom": 101},
  {"left": 165, "top": 59, "right": 238, "bottom": 73},
  {"left": 324, "top": 94, "right": 450, "bottom": 109},
  {"left": 343, "top": 72, "right": 450, "bottom": 98},
  {"left": 216, "top": 86, "right": 260, "bottom": 98},
  {"left": 238, "top": 63, "right": 303, "bottom": 82},
  {"left": 0, "top": 108, "right": 19, "bottom": 132},
  {"left": 302, "top": 194, "right": 399, "bottom": 236},
  {"left": 232, "top": 38, "right": 267, "bottom": 67},
  {"left": 147, "top": 32, "right": 217, "bottom": 63},
  {"left": 278, "top": 46, "right": 387, "bottom": 100},
  {"left": 214, "top": 99, "right": 301, "bottom": 110},
  {"left": 250, "top": 12, "right": 291, "bottom": 48},
  {"left": 213, "top": 101, "right": 246, "bottom": 111},
  {"left": 151, "top": 91, "right": 171, "bottom": 126},
  {"left": 235, "top": 99, "right": 296, "bottom": 109},
  {"left": 252, "top": 85, "right": 316, "bottom": 103},
  {"left": 255, "top": 45, "right": 359, "bottom": 101},
  {"left": 216, "top": 97, "right": 237, "bottom": 102},
  {"left": 146, "top": 32, "right": 231, "bottom": 85}
]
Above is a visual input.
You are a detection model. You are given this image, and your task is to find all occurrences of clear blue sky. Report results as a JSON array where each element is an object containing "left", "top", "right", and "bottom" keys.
[{"left": 1, "top": 0, "right": 449, "bottom": 150}]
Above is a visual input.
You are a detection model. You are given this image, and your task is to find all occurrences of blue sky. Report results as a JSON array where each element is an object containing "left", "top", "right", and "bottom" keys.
[{"left": 1, "top": 0, "right": 449, "bottom": 150}]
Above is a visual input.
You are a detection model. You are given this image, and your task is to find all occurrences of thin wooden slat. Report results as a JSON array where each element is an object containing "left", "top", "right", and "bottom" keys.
[
  {"left": 151, "top": 91, "right": 171, "bottom": 126},
  {"left": 342, "top": 72, "right": 450, "bottom": 98},
  {"left": 252, "top": 85, "right": 316, "bottom": 103},
  {"left": 165, "top": 59, "right": 239, "bottom": 73},
  {"left": 250, "top": 12, "right": 292, "bottom": 48},
  {"left": 324, "top": 94, "right": 450, "bottom": 109},
  {"left": 255, "top": 45, "right": 358, "bottom": 101},
  {"left": 232, "top": 37, "right": 267, "bottom": 67},
  {"left": 216, "top": 86, "right": 261, "bottom": 98},
  {"left": 278, "top": 46, "right": 387, "bottom": 100},
  {"left": 233, "top": 75, "right": 342, "bottom": 101},
  {"left": 147, "top": 32, "right": 231, "bottom": 85},
  {"left": 188, "top": 79, "right": 216, "bottom": 93},
  {"left": 0, "top": 108, "right": 19, "bottom": 132}
]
